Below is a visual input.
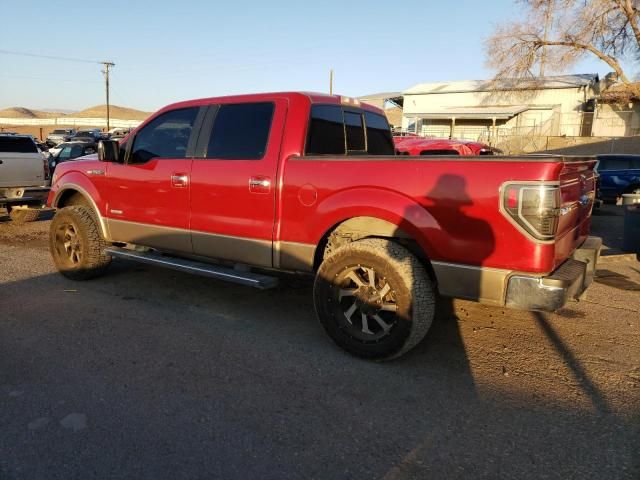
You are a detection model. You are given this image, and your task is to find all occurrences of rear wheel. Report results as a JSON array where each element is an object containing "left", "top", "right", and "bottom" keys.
[
  {"left": 314, "top": 238, "right": 435, "bottom": 360},
  {"left": 50, "top": 206, "right": 111, "bottom": 280}
]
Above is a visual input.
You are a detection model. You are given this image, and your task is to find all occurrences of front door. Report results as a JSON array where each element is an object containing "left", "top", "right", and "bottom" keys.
[
  {"left": 189, "top": 99, "right": 287, "bottom": 267},
  {"left": 105, "top": 106, "right": 203, "bottom": 253}
]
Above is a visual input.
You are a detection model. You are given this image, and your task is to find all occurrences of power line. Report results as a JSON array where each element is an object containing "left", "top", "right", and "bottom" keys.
[
  {"left": 0, "top": 49, "right": 101, "bottom": 64},
  {"left": 0, "top": 49, "right": 115, "bottom": 130}
]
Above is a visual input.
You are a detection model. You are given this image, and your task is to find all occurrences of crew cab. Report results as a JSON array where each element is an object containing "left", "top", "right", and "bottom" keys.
[
  {"left": 0, "top": 134, "right": 49, "bottom": 223},
  {"left": 47, "top": 92, "right": 601, "bottom": 360}
]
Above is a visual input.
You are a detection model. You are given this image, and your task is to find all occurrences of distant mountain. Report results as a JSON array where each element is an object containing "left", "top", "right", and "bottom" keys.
[
  {"left": 72, "top": 104, "right": 151, "bottom": 121},
  {"left": 0, "top": 107, "right": 61, "bottom": 119},
  {"left": 0, "top": 104, "right": 151, "bottom": 121},
  {"left": 37, "top": 108, "right": 77, "bottom": 114}
]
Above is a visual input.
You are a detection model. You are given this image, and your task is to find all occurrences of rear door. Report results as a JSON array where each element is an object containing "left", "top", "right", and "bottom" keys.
[
  {"left": 104, "top": 106, "right": 204, "bottom": 253},
  {"left": 0, "top": 136, "right": 44, "bottom": 188},
  {"left": 189, "top": 99, "right": 286, "bottom": 267}
]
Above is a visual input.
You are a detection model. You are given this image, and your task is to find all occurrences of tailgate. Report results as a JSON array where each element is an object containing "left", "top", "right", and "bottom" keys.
[
  {"left": 555, "top": 158, "right": 597, "bottom": 265},
  {"left": 0, "top": 153, "right": 45, "bottom": 188}
]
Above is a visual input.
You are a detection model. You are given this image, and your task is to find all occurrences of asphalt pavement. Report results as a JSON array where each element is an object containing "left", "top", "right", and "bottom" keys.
[{"left": 0, "top": 216, "right": 638, "bottom": 480}]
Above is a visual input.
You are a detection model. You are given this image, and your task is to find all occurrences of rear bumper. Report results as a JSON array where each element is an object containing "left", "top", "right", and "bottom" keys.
[
  {"left": 505, "top": 236, "right": 602, "bottom": 311},
  {"left": 0, "top": 187, "right": 50, "bottom": 208}
]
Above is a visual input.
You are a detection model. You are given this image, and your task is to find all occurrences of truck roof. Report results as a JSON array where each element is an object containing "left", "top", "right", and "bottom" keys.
[{"left": 157, "top": 91, "right": 385, "bottom": 116}]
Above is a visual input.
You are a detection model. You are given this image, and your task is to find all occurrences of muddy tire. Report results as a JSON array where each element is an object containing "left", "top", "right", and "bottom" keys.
[
  {"left": 50, "top": 206, "right": 111, "bottom": 280},
  {"left": 314, "top": 238, "right": 435, "bottom": 360},
  {"left": 9, "top": 208, "right": 40, "bottom": 224}
]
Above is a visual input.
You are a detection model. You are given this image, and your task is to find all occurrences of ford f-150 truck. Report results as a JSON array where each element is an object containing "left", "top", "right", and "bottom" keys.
[{"left": 47, "top": 92, "right": 601, "bottom": 360}]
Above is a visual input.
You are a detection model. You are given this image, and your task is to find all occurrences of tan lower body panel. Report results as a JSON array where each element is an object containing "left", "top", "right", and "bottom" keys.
[
  {"left": 192, "top": 231, "right": 272, "bottom": 268},
  {"left": 431, "top": 261, "right": 515, "bottom": 306},
  {"left": 108, "top": 219, "right": 192, "bottom": 253},
  {"left": 276, "top": 241, "right": 316, "bottom": 271},
  {"left": 107, "top": 218, "right": 273, "bottom": 268}
]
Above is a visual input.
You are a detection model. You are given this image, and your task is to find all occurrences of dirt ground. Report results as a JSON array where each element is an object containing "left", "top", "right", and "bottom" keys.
[{"left": 0, "top": 213, "right": 638, "bottom": 479}]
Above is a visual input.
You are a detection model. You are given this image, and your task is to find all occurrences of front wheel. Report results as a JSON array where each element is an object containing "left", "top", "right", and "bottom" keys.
[
  {"left": 50, "top": 206, "right": 111, "bottom": 280},
  {"left": 314, "top": 238, "right": 435, "bottom": 360}
]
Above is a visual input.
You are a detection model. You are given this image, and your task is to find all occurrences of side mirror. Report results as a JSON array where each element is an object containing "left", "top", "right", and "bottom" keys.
[{"left": 98, "top": 140, "right": 120, "bottom": 162}]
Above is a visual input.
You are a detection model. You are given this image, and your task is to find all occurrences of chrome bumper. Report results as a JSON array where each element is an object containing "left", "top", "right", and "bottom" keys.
[{"left": 505, "top": 236, "right": 602, "bottom": 312}]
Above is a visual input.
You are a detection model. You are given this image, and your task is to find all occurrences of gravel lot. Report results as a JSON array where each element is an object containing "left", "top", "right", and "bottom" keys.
[{"left": 0, "top": 213, "right": 639, "bottom": 480}]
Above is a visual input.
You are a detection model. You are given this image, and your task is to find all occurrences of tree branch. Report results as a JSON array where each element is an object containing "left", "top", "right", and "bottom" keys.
[
  {"left": 533, "top": 39, "right": 631, "bottom": 83},
  {"left": 621, "top": 0, "right": 640, "bottom": 47}
]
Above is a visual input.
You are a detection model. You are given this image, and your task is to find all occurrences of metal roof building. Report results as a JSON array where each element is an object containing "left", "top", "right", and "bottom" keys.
[{"left": 401, "top": 74, "right": 600, "bottom": 141}]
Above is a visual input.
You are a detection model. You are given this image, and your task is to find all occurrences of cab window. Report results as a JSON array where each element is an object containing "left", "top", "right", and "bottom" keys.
[
  {"left": 364, "top": 111, "right": 394, "bottom": 155},
  {"left": 598, "top": 158, "right": 631, "bottom": 171},
  {"left": 129, "top": 107, "right": 199, "bottom": 164},
  {"left": 344, "top": 111, "right": 365, "bottom": 152},
  {"left": 206, "top": 102, "right": 274, "bottom": 160},
  {"left": 306, "top": 105, "right": 345, "bottom": 155}
]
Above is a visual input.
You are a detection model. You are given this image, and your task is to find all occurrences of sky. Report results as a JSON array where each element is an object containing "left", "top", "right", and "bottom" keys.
[{"left": 0, "top": 0, "right": 630, "bottom": 113}]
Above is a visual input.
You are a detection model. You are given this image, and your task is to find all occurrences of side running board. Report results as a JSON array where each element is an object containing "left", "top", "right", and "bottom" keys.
[{"left": 106, "top": 247, "right": 279, "bottom": 289}]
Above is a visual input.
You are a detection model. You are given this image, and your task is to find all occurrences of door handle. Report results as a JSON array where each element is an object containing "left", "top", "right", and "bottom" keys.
[
  {"left": 171, "top": 173, "right": 189, "bottom": 188},
  {"left": 249, "top": 176, "right": 271, "bottom": 193}
]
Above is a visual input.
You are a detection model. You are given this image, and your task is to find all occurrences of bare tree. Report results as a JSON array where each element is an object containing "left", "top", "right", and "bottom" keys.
[{"left": 486, "top": 0, "right": 640, "bottom": 99}]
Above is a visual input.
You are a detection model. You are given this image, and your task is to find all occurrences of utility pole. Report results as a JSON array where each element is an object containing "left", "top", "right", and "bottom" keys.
[
  {"left": 101, "top": 61, "right": 115, "bottom": 131},
  {"left": 539, "top": 0, "right": 554, "bottom": 77},
  {"left": 329, "top": 68, "right": 333, "bottom": 95}
]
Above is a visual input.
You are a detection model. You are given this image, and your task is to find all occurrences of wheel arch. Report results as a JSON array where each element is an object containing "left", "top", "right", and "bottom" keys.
[
  {"left": 312, "top": 215, "right": 437, "bottom": 282},
  {"left": 53, "top": 184, "right": 110, "bottom": 239}
]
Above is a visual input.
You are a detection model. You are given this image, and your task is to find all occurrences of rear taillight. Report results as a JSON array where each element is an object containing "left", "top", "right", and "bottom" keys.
[
  {"left": 501, "top": 183, "right": 560, "bottom": 241},
  {"left": 43, "top": 157, "right": 50, "bottom": 181}
]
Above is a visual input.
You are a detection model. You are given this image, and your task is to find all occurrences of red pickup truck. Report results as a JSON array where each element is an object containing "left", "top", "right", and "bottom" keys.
[{"left": 47, "top": 92, "right": 601, "bottom": 360}]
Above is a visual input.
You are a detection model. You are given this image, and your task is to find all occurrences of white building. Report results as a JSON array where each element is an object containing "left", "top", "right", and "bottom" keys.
[{"left": 401, "top": 74, "right": 600, "bottom": 141}]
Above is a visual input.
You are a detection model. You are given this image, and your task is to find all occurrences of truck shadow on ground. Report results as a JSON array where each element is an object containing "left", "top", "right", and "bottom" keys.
[
  {"left": 595, "top": 269, "right": 640, "bottom": 291},
  {"left": 1, "top": 264, "right": 637, "bottom": 479}
]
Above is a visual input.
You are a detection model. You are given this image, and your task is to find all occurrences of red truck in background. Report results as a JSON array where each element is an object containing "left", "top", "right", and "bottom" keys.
[
  {"left": 47, "top": 92, "right": 601, "bottom": 360},
  {"left": 393, "top": 134, "right": 501, "bottom": 156}
]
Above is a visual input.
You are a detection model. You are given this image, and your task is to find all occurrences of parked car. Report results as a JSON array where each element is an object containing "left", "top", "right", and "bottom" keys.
[
  {"left": 46, "top": 129, "right": 76, "bottom": 146},
  {"left": 393, "top": 136, "right": 500, "bottom": 155},
  {"left": 394, "top": 136, "right": 475, "bottom": 155},
  {"left": 0, "top": 134, "right": 49, "bottom": 222},
  {"left": 463, "top": 141, "right": 502, "bottom": 155},
  {"left": 48, "top": 141, "right": 97, "bottom": 174},
  {"left": 72, "top": 129, "right": 102, "bottom": 143},
  {"left": 47, "top": 92, "right": 601, "bottom": 360},
  {"left": 595, "top": 154, "right": 640, "bottom": 203},
  {"left": 108, "top": 127, "right": 132, "bottom": 141}
]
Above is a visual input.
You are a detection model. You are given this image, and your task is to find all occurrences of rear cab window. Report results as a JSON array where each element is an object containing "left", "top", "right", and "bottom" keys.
[
  {"left": 0, "top": 136, "right": 38, "bottom": 153},
  {"left": 305, "top": 105, "right": 346, "bottom": 155},
  {"left": 598, "top": 158, "right": 631, "bottom": 171},
  {"left": 305, "top": 104, "right": 394, "bottom": 156}
]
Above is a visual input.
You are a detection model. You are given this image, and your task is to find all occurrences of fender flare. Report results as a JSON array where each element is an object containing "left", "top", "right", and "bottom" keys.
[{"left": 52, "top": 182, "right": 110, "bottom": 240}]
